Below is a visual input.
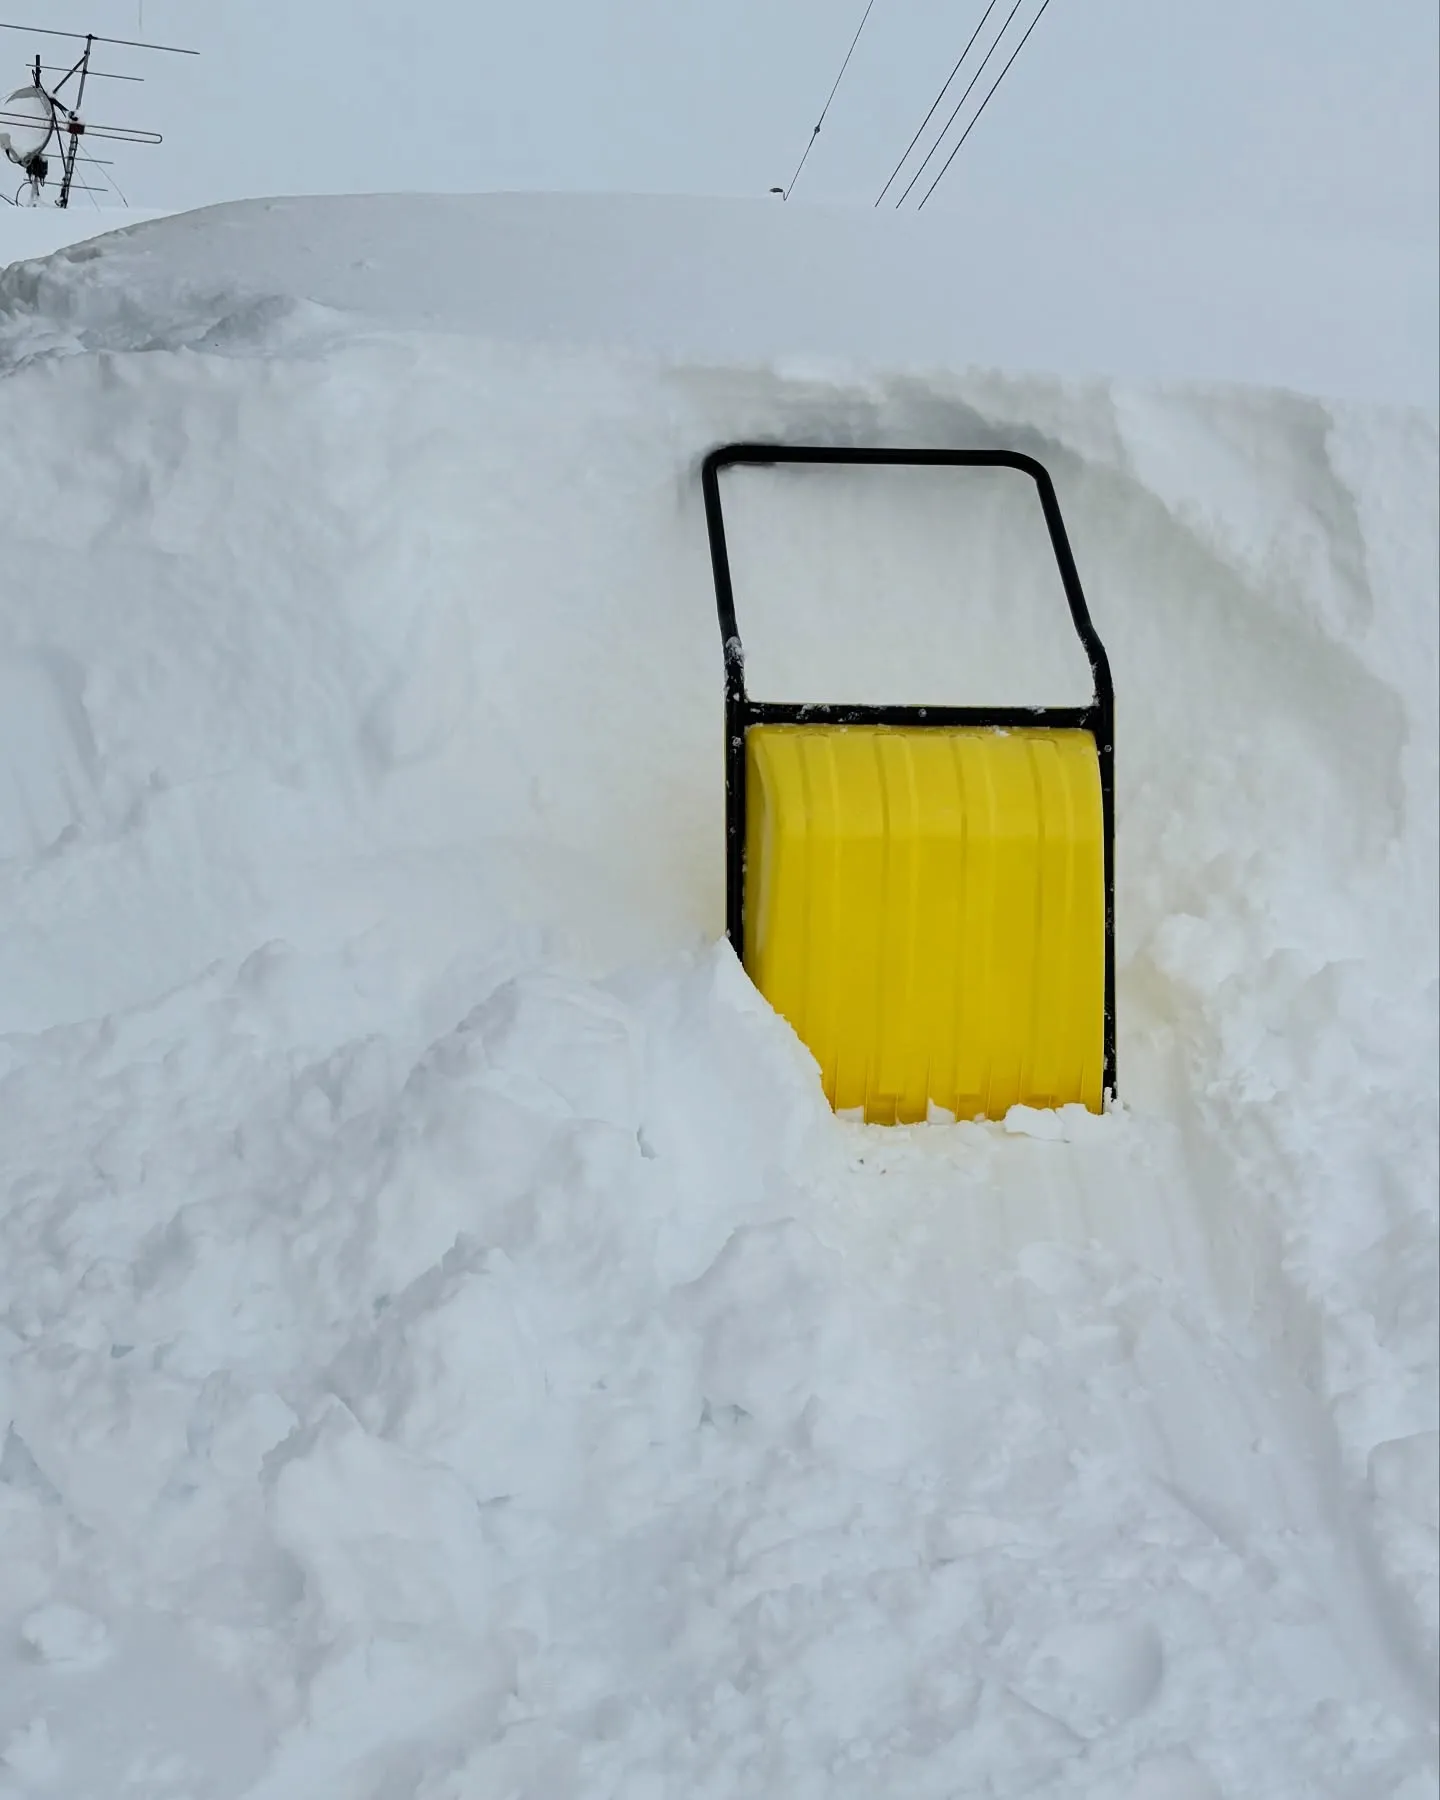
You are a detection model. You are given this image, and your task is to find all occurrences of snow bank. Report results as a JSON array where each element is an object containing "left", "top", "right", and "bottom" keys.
[
  {"left": 0, "top": 197, "right": 1435, "bottom": 1798},
  {"left": 5, "top": 191, "right": 1437, "bottom": 405},
  {"left": 0, "top": 206, "right": 171, "bottom": 268}
]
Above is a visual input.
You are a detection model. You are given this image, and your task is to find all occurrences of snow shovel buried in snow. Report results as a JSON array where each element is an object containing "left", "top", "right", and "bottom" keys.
[{"left": 701, "top": 444, "right": 1116, "bottom": 1125}]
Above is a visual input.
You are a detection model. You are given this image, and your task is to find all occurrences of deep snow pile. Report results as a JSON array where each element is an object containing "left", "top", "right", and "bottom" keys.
[
  {"left": 0, "top": 199, "right": 1435, "bottom": 1799},
  {"left": 3, "top": 192, "right": 1436, "bottom": 405}
]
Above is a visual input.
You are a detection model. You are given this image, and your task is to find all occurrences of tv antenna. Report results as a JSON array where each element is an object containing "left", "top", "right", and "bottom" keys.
[{"left": 0, "top": 21, "right": 195, "bottom": 209}]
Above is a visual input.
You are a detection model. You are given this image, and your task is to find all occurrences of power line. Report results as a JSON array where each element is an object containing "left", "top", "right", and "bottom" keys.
[
  {"left": 781, "top": 0, "right": 879, "bottom": 201},
  {"left": 874, "top": 0, "right": 1000, "bottom": 207},
  {"left": 917, "top": 0, "right": 1057, "bottom": 210},
  {"left": 80, "top": 139, "right": 127, "bottom": 205},
  {"left": 894, "top": 0, "right": 1027, "bottom": 207}
]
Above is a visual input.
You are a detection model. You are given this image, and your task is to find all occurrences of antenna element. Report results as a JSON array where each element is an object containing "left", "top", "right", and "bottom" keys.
[{"left": 0, "top": 19, "right": 195, "bottom": 208}]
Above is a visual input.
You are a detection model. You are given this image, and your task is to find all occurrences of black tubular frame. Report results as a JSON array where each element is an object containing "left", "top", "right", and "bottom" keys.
[{"left": 700, "top": 443, "right": 1117, "bottom": 1102}]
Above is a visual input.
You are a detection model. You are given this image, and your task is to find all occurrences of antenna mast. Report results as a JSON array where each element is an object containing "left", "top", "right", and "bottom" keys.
[{"left": 0, "top": 20, "right": 196, "bottom": 209}]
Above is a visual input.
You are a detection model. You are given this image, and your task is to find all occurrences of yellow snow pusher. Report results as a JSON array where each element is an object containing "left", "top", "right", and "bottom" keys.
[{"left": 702, "top": 445, "right": 1115, "bottom": 1124}]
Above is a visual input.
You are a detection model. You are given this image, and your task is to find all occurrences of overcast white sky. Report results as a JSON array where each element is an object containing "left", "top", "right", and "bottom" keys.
[{"left": 3, "top": 0, "right": 1435, "bottom": 250}]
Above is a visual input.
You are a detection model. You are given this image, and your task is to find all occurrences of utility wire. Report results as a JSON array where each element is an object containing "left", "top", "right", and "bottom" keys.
[
  {"left": 782, "top": 0, "right": 879, "bottom": 201},
  {"left": 874, "top": 0, "right": 999, "bottom": 207},
  {"left": 917, "top": 0, "right": 1056, "bottom": 209},
  {"left": 80, "top": 140, "right": 127, "bottom": 206},
  {"left": 894, "top": 0, "right": 1027, "bottom": 206}
]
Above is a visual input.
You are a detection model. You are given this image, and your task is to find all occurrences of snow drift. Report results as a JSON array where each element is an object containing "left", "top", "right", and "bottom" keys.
[{"left": 0, "top": 197, "right": 1435, "bottom": 1799}]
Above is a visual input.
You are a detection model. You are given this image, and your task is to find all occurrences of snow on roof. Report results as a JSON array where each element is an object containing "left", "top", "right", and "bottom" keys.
[{"left": 4, "top": 190, "right": 1436, "bottom": 405}]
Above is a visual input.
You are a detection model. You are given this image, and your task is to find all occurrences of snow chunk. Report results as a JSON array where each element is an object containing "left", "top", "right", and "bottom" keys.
[
  {"left": 1003, "top": 1103, "right": 1065, "bottom": 1140},
  {"left": 676, "top": 1221, "right": 851, "bottom": 1435},
  {"left": 1016, "top": 1616, "right": 1165, "bottom": 1738},
  {"left": 0, "top": 1716, "right": 59, "bottom": 1782},
  {"left": 19, "top": 1602, "right": 110, "bottom": 1671},
  {"left": 269, "top": 1404, "right": 498, "bottom": 1642}
]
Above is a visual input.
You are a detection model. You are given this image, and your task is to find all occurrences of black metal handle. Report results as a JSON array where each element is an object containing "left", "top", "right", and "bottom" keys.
[
  {"left": 702, "top": 443, "right": 1113, "bottom": 721},
  {"left": 700, "top": 442, "right": 1116, "bottom": 1101}
]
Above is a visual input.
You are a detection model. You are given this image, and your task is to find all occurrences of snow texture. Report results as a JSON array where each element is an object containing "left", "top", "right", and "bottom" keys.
[
  {"left": 0, "top": 196, "right": 1435, "bottom": 1798},
  {"left": 2, "top": 191, "right": 1436, "bottom": 407}
]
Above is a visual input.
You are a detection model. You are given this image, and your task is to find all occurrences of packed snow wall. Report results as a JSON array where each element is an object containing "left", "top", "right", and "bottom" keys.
[{"left": 0, "top": 201, "right": 1435, "bottom": 1798}]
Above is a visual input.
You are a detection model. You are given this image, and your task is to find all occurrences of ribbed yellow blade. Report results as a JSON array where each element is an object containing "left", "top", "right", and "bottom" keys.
[{"left": 744, "top": 725, "right": 1105, "bottom": 1123}]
